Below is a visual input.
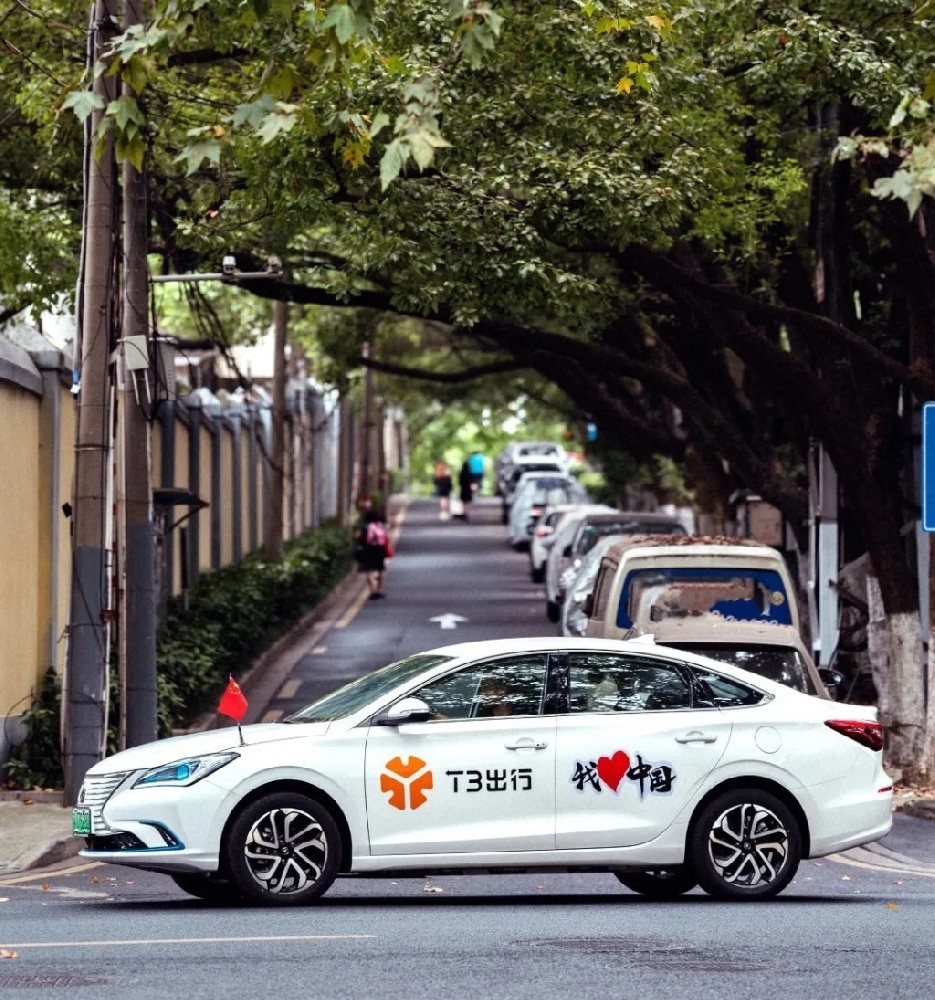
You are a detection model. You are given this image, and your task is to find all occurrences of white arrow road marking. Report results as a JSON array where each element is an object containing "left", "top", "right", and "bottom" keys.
[{"left": 430, "top": 614, "right": 468, "bottom": 630}]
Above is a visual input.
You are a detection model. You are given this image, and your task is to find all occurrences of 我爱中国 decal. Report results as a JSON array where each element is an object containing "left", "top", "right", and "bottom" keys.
[{"left": 570, "top": 750, "right": 675, "bottom": 798}]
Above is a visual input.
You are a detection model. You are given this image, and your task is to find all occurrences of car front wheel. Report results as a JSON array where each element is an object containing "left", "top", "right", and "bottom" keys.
[
  {"left": 689, "top": 789, "right": 801, "bottom": 900},
  {"left": 615, "top": 869, "right": 697, "bottom": 899},
  {"left": 226, "top": 792, "right": 340, "bottom": 905}
]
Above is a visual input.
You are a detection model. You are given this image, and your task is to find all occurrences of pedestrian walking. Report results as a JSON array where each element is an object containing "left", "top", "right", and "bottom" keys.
[
  {"left": 457, "top": 460, "right": 474, "bottom": 521},
  {"left": 433, "top": 461, "right": 453, "bottom": 520},
  {"left": 468, "top": 451, "right": 485, "bottom": 495},
  {"left": 355, "top": 507, "right": 393, "bottom": 599}
]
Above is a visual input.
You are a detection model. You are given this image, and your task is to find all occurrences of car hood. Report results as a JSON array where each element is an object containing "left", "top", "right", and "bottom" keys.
[{"left": 85, "top": 722, "right": 332, "bottom": 775}]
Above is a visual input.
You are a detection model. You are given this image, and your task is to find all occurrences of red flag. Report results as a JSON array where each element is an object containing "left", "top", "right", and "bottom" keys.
[{"left": 218, "top": 676, "right": 248, "bottom": 722}]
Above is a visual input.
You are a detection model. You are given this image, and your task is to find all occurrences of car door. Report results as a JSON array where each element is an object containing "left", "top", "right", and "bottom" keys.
[
  {"left": 554, "top": 650, "right": 732, "bottom": 849},
  {"left": 365, "top": 653, "right": 557, "bottom": 856}
]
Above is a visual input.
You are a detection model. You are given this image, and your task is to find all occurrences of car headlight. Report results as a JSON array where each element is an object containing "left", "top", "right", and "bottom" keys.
[{"left": 132, "top": 751, "right": 239, "bottom": 789}]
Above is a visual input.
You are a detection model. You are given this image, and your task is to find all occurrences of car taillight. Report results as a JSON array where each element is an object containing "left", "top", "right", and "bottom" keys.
[{"left": 825, "top": 719, "right": 884, "bottom": 752}]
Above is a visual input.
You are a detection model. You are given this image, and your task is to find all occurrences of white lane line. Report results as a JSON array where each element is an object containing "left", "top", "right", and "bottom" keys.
[
  {"left": 0, "top": 934, "right": 375, "bottom": 950},
  {"left": 827, "top": 852, "right": 935, "bottom": 878},
  {"left": 313, "top": 645, "right": 327, "bottom": 654}
]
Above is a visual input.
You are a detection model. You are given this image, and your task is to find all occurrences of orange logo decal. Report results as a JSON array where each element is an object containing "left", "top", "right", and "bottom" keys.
[{"left": 380, "top": 755, "right": 433, "bottom": 810}]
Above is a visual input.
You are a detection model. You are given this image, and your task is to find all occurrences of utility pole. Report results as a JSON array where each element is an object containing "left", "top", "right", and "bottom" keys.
[
  {"left": 63, "top": 0, "right": 120, "bottom": 804},
  {"left": 264, "top": 298, "right": 287, "bottom": 560},
  {"left": 119, "top": 0, "right": 157, "bottom": 749}
]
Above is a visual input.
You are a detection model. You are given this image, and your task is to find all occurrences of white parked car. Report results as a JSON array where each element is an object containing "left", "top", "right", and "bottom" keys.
[
  {"left": 74, "top": 638, "right": 891, "bottom": 905},
  {"left": 530, "top": 504, "right": 610, "bottom": 583},
  {"left": 507, "top": 475, "right": 589, "bottom": 550}
]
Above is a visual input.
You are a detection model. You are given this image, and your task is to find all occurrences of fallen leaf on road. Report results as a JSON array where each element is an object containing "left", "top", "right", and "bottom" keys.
[
  {"left": 40, "top": 884, "right": 49, "bottom": 891},
  {"left": 422, "top": 886, "right": 443, "bottom": 893},
  {"left": 841, "top": 875, "right": 852, "bottom": 881},
  {"left": 21, "top": 798, "right": 34, "bottom": 806},
  {"left": 90, "top": 876, "right": 100, "bottom": 884},
  {"left": 0, "top": 949, "right": 17, "bottom": 959},
  {"left": 886, "top": 902, "right": 899, "bottom": 910}
]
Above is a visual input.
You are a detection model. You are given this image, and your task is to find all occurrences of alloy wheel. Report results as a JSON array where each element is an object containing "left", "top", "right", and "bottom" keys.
[{"left": 242, "top": 806, "right": 328, "bottom": 894}]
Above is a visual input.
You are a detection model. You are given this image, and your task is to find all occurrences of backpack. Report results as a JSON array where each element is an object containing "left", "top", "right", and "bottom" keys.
[{"left": 366, "top": 521, "right": 388, "bottom": 547}]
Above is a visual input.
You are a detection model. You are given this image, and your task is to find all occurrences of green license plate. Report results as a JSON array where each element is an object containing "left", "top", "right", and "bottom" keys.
[{"left": 72, "top": 806, "right": 92, "bottom": 837}]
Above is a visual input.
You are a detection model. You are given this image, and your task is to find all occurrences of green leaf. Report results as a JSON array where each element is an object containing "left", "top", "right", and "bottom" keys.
[
  {"left": 106, "top": 95, "right": 145, "bottom": 130},
  {"left": 380, "top": 137, "right": 406, "bottom": 190},
  {"left": 116, "top": 131, "right": 146, "bottom": 172},
  {"left": 61, "top": 89, "right": 105, "bottom": 122},
  {"left": 369, "top": 112, "right": 390, "bottom": 137},
  {"left": 175, "top": 139, "right": 222, "bottom": 175},
  {"left": 257, "top": 106, "right": 297, "bottom": 143},
  {"left": 232, "top": 95, "right": 277, "bottom": 129},
  {"left": 323, "top": 4, "right": 357, "bottom": 44}
]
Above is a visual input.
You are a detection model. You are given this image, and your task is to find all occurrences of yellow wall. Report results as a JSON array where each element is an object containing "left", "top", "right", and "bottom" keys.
[{"left": 0, "top": 383, "right": 42, "bottom": 708}]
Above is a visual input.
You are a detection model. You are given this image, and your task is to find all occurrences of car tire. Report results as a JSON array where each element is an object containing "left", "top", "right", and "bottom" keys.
[
  {"left": 546, "top": 599, "right": 560, "bottom": 622},
  {"left": 531, "top": 564, "right": 545, "bottom": 583},
  {"left": 170, "top": 873, "right": 244, "bottom": 904},
  {"left": 226, "top": 792, "right": 341, "bottom": 906},
  {"left": 689, "top": 788, "right": 801, "bottom": 901},
  {"left": 615, "top": 869, "right": 697, "bottom": 899}
]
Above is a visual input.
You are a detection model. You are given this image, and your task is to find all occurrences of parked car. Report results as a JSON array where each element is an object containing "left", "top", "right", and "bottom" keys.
[
  {"left": 500, "top": 459, "right": 565, "bottom": 524},
  {"left": 495, "top": 441, "right": 569, "bottom": 496},
  {"left": 562, "top": 534, "right": 626, "bottom": 636},
  {"left": 586, "top": 535, "right": 801, "bottom": 638},
  {"left": 546, "top": 512, "right": 687, "bottom": 623},
  {"left": 74, "top": 637, "right": 891, "bottom": 904},
  {"left": 507, "top": 476, "right": 590, "bottom": 550},
  {"left": 638, "top": 619, "right": 842, "bottom": 699},
  {"left": 530, "top": 504, "right": 613, "bottom": 583}
]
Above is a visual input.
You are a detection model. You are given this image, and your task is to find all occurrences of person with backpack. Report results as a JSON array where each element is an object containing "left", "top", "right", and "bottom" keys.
[{"left": 355, "top": 507, "right": 393, "bottom": 599}]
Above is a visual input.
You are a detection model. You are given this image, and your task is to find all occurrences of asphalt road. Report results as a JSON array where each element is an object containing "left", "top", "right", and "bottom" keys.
[{"left": 2, "top": 498, "right": 933, "bottom": 999}]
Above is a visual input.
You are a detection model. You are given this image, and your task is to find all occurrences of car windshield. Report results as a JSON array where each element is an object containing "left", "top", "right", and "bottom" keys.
[
  {"left": 677, "top": 643, "right": 815, "bottom": 694},
  {"left": 284, "top": 653, "right": 454, "bottom": 723}
]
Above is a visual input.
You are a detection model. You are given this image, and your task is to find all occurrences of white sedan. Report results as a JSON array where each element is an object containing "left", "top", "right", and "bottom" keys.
[{"left": 74, "top": 638, "right": 892, "bottom": 905}]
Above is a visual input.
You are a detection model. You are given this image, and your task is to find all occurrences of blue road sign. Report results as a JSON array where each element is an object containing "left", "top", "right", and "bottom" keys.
[{"left": 924, "top": 403, "right": 935, "bottom": 531}]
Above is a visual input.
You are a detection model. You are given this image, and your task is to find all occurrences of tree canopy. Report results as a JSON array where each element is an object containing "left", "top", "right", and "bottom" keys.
[{"left": 5, "top": 0, "right": 935, "bottom": 770}]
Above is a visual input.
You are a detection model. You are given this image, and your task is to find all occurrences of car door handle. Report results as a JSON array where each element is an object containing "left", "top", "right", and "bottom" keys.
[
  {"left": 675, "top": 731, "right": 718, "bottom": 744},
  {"left": 505, "top": 741, "right": 548, "bottom": 751}
]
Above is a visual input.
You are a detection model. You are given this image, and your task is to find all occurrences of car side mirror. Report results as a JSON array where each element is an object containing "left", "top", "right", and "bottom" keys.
[
  {"left": 374, "top": 697, "right": 433, "bottom": 726},
  {"left": 818, "top": 668, "right": 845, "bottom": 699}
]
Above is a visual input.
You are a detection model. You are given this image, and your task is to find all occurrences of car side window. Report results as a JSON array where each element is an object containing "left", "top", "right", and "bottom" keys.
[
  {"left": 566, "top": 652, "right": 692, "bottom": 713},
  {"left": 691, "top": 668, "right": 770, "bottom": 707},
  {"left": 412, "top": 655, "right": 548, "bottom": 720}
]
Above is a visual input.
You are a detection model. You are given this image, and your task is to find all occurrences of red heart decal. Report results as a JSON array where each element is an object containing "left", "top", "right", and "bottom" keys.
[{"left": 596, "top": 750, "right": 630, "bottom": 793}]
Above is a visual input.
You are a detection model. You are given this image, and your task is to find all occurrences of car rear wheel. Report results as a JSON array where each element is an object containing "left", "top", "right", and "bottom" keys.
[
  {"left": 689, "top": 788, "right": 801, "bottom": 900},
  {"left": 615, "top": 869, "right": 697, "bottom": 899},
  {"left": 226, "top": 792, "right": 340, "bottom": 905},
  {"left": 170, "top": 873, "right": 244, "bottom": 903}
]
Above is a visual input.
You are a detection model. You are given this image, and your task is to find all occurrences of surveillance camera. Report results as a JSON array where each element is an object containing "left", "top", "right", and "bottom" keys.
[{"left": 221, "top": 255, "right": 237, "bottom": 276}]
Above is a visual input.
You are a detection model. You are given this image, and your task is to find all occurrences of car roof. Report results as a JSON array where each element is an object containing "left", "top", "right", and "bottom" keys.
[
  {"left": 576, "top": 511, "right": 684, "bottom": 527},
  {"left": 639, "top": 619, "right": 809, "bottom": 650},
  {"left": 602, "top": 534, "right": 783, "bottom": 562}
]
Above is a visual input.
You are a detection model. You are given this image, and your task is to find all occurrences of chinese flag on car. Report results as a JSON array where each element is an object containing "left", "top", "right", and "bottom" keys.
[{"left": 218, "top": 676, "right": 248, "bottom": 723}]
